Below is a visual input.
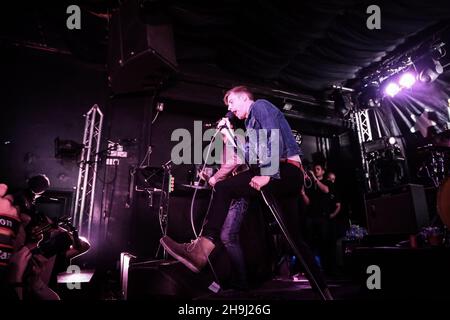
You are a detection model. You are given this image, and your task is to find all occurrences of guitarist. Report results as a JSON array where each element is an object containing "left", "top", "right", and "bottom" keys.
[{"left": 8, "top": 175, "right": 90, "bottom": 299}]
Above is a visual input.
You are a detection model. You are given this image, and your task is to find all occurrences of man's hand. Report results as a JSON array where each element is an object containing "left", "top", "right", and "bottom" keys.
[
  {"left": 249, "top": 176, "right": 270, "bottom": 191},
  {"left": 198, "top": 170, "right": 210, "bottom": 182},
  {"left": 217, "top": 117, "right": 231, "bottom": 130},
  {"left": 208, "top": 176, "right": 217, "bottom": 187},
  {"left": 308, "top": 171, "right": 329, "bottom": 193},
  {"left": 0, "top": 183, "right": 17, "bottom": 216}
]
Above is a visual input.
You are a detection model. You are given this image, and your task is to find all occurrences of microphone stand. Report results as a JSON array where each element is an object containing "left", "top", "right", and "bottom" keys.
[
  {"left": 154, "top": 160, "right": 173, "bottom": 259},
  {"left": 221, "top": 124, "right": 333, "bottom": 301}
]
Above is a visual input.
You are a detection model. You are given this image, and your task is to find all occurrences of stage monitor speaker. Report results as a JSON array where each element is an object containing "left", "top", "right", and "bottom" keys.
[
  {"left": 108, "top": 0, "right": 177, "bottom": 94},
  {"left": 129, "top": 188, "right": 211, "bottom": 258},
  {"left": 166, "top": 193, "right": 211, "bottom": 243},
  {"left": 365, "top": 184, "right": 429, "bottom": 235},
  {"left": 123, "top": 254, "right": 231, "bottom": 299}
]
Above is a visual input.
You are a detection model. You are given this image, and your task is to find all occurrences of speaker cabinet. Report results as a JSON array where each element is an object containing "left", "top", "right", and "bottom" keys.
[
  {"left": 129, "top": 187, "right": 211, "bottom": 258},
  {"left": 166, "top": 191, "right": 211, "bottom": 243},
  {"left": 127, "top": 192, "right": 274, "bottom": 290},
  {"left": 108, "top": 0, "right": 177, "bottom": 93},
  {"left": 123, "top": 255, "right": 231, "bottom": 299},
  {"left": 365, "top": 184, "right": 429, "bottom": 235}
]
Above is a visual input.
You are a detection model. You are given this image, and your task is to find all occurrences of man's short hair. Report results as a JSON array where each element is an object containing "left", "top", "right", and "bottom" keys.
[
  {"left": 27, "top": 174, "right": 50, "bottom": 194},
  {"left": 313, "top": 163, "right": 326, "bottom": 171},
  {"left": 223, "top": 86, "right": 254, "bottom": 105}
]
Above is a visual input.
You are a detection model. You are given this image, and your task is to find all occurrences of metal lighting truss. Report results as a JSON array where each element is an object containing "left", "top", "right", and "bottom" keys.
[
  {"left": 353, "top": 109, "right": 373, "bottom": 191},
  {"left": 73, "top": 104, "right": 104, "bottom": 239}
]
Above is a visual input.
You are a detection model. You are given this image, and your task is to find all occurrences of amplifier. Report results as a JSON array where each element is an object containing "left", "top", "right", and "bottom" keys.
[{"left": 365, "top": 184, "right": 429, "bottom": 235}]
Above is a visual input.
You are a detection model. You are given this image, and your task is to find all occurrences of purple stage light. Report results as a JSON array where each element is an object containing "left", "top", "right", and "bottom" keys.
[
  {"left": 385, "top": 82, "right": 401, "bottom": 97},
  {"left": 399, "top": 72, "right": 416, "bottom": 88}
]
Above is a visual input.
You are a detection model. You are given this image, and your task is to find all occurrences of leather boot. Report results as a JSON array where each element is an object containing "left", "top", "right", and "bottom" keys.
[{"left": 160, "top": 236, "right": 215, "bottom": 273}]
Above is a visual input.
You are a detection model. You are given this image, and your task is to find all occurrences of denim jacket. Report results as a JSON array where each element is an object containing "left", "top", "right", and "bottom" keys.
[{"left": 244, "top": 99, "right": 303, "bottom": 178}]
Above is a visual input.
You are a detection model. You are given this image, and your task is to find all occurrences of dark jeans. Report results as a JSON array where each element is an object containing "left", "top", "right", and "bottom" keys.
[
  {"left": 306, "top": 217, "right": 330, "bottom": 271},
  {"left": 220, "top": 197, "right": 248, "bottom": 288},
  {"left": 305, "top": 216, "right": 339, "bottom": 274},
  {"left": 203, "top": 163, "right": 328, "bottom": 293}
]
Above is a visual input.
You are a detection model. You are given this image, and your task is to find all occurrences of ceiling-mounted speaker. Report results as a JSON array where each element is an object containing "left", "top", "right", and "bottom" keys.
[{"left": 108, "top": 0, "right": 178, "bottom": 94}]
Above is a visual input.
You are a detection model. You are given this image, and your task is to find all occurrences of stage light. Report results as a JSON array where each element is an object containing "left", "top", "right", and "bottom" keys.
[
  {"left": 418, "top": 59, "right": 443, "bottom": 83},
  {"left": 385, "top": 82, "right": 401, "bottom": 97},
  {"left": 283, "top": 102, "right": 293, "bottom": 111},
  {"left": 388, "top": 137, "right": 396, "bottom": 145},
  {"left": 399, "top": 72, "right": 416, "bottom": 88}
]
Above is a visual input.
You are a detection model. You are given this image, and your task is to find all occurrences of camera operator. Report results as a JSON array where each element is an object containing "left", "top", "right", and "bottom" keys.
[{"left": 7, "top": 175, "right": 89, "bottom": 300}]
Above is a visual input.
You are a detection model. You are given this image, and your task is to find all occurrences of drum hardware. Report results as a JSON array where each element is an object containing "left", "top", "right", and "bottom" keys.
[
  {"left": 181, "top": 184, "right": 210, "bottom": 190},
  {"left": 365, "top": 145, "right": 406, "bottom": 192},
  {"left": 133, "top": 161, "right": 174, "bottom": 259},
  {"left": 417, "top": 144, "right": 450, "bottom": 187}
]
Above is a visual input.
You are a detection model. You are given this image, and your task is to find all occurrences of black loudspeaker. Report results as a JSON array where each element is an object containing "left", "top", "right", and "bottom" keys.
[
  {"left": 166, "top": 190, "right": 212, "bottom": 243},
  {"left": 129, "top": 187, "right": 211, "bottom": 258},
  {"left": 108, "top": 0, "right": 177, "bottom": 93},
  {"left": 365, "top": 184, "right": 430, "bottom": 235},
  {"left": 165, "top": 192, "right": 274, "bottom": 287},
  {"left": 127, "top": 191, "right": 274, "bottom": 291},
  {"left": 124, "top": 254, "right": 231, "bottom": 299}
]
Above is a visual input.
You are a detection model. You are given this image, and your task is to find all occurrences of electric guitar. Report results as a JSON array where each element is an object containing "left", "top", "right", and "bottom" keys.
[{"left": 27, "top": 216, "right": 90, "bottom": 260}]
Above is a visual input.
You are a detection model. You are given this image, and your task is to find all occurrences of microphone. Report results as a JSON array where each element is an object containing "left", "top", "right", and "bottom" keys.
[
  {"left": 203, "top": 121, "right": 221, "bottom": 128},
  {"left": 219, "top": 112, "right": 239, "bottom": 149},
  {"left": 204, "top": 112, "right": 235, "bottom": 129}
]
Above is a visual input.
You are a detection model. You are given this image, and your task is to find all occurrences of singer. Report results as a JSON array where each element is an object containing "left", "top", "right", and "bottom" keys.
[
  {"left": 161, "top": 86, "right": 331, "bottom": 298},
  {"left": 200, "top": 112, "right": 250, "bottom": 289}
]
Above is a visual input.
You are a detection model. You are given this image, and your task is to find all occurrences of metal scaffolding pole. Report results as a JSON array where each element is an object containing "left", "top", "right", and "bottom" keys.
[
  {"left": 73, "top": 104, "right": 104, "bottom": 240},
  {"left": 353, "top": 109, "right": 373, "bottom": 192}
]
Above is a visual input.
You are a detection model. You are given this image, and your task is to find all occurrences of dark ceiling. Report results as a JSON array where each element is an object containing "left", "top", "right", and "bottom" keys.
[
  {"left": 170, "top": 0, "right": 450, "bottom": 93},
  {"left": 1, "top": 1, "right": 450, "bottom": 102}
]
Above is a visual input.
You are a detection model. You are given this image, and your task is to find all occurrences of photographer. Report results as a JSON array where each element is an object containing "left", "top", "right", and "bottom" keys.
[
  {"left": 7, "top": 175, "right": 89, "bottom": 300},
  {"left": 302, "top": 164, "right": 334, "bottom": 274}
]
